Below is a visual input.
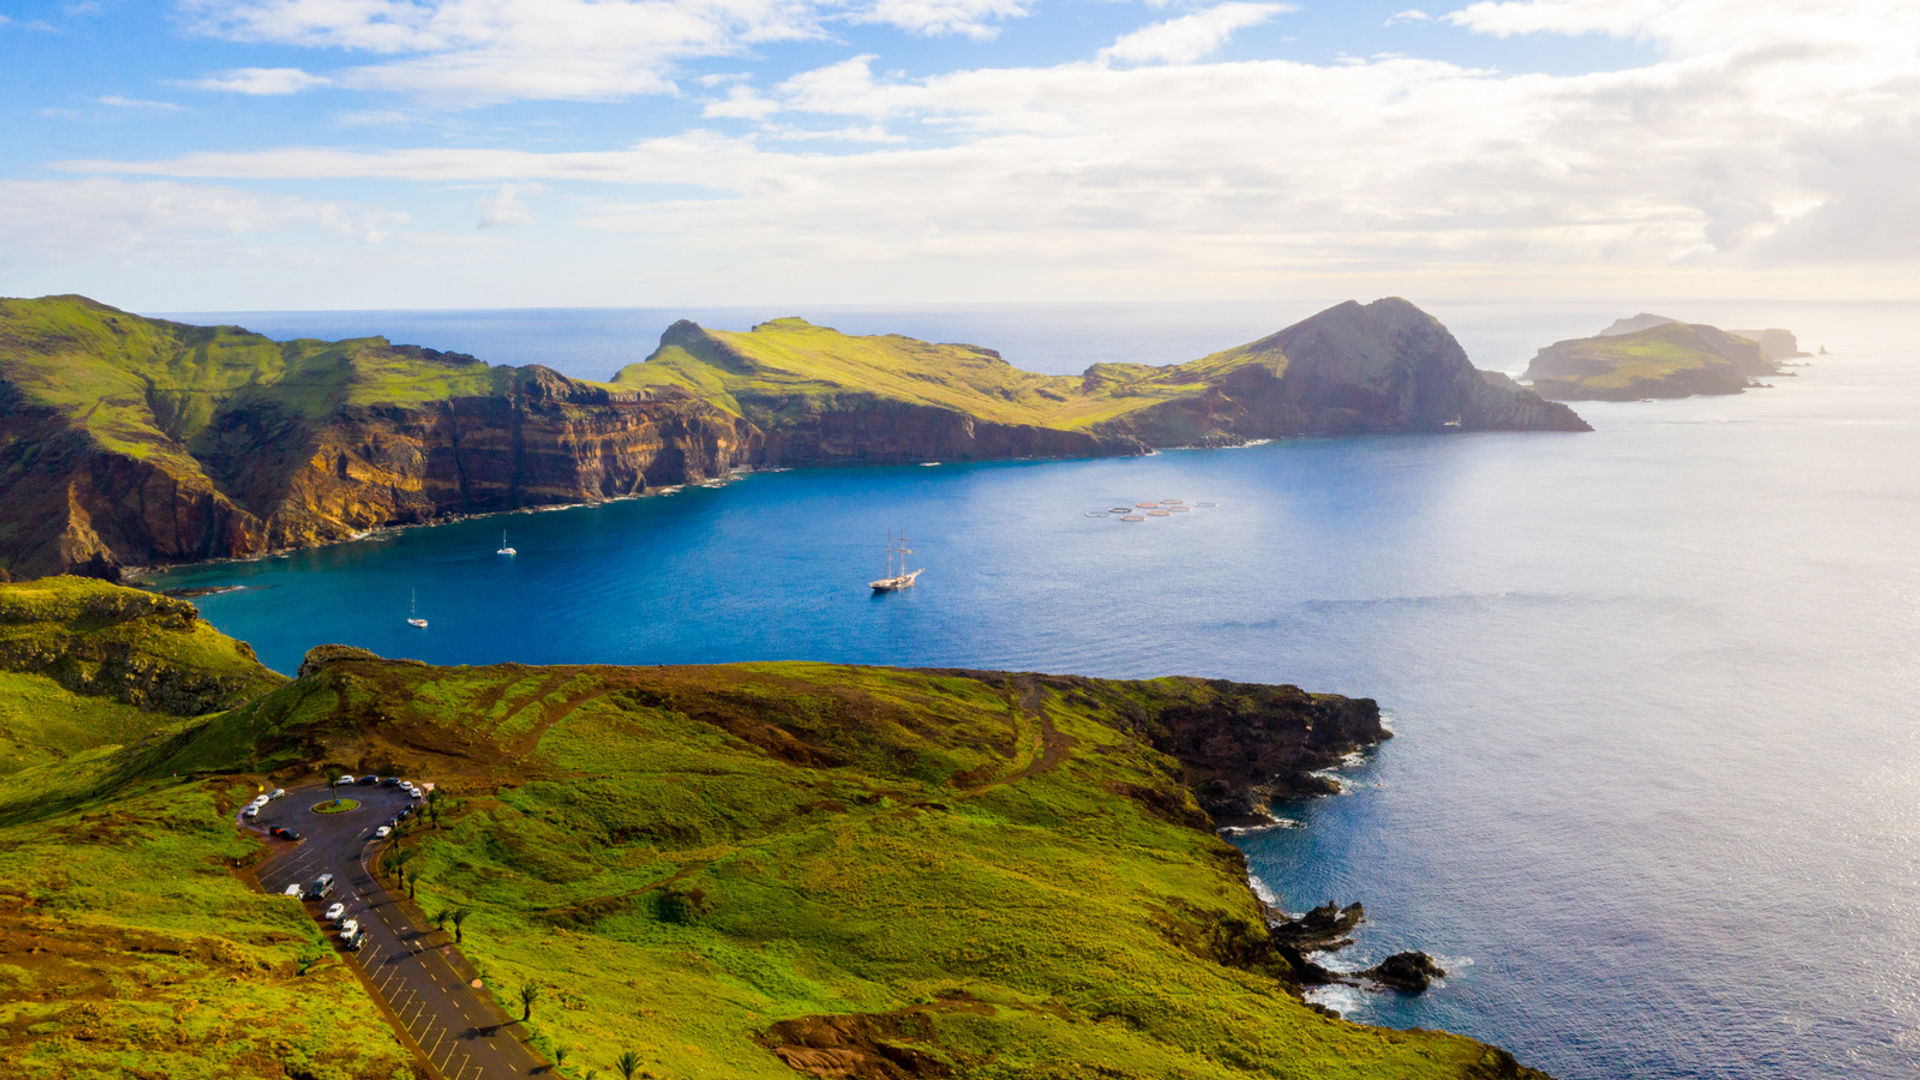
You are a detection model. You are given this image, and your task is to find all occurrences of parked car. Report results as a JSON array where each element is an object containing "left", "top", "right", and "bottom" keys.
[
  {"left": 337, "top": 919, "right": 359, "bottom": 939},
  {"left": 374, "top": 825, "right": 392, "bottom": 839},
  {"left": 324, "top": 902, "right": 346, "bottom": 922},
  {"left": 241, "top": 806, "right": 259, "bottom": 820},
  {"left": 316, "top": 872, "right": 335, "bottom": 888},
  {"left": 344, "top": 928, "right": 367, "bottom": 950},
  {"left": 380, "top": 776, "right": 401, "bottom": 788},
  {"left": 283, "top": 883, "right": 302, "bottom": 897},
  {"left": 396, "top": 806, "right": 413, "bottom": 821},
  {"left": 249, "top": 794, "right": 270, "bottom": 807},
  {"left": 270, "top": 826, "right": 301, "bottom": 840},
  {"left": 268, "top": 788, "right": 286, "bottom": 800},
  {"left": 303, "top": 881, "right": 335, "bottom": 901},
  {"left": 356, "top": 774, "right": 379, "bottom": 786},
  {"left": 337, "top": 775, "right": 356, "bottom": 785}
]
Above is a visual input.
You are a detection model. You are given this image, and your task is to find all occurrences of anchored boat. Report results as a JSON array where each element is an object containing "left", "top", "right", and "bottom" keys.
[
  {"left": 869, "top": 530, "right": 924, "bottom": 593},
  {"left": 497, "top": 529, "right": 516, "bottom": 556},
  {"left": 406, "top": 589, "right": 428, "bottom": 629}
]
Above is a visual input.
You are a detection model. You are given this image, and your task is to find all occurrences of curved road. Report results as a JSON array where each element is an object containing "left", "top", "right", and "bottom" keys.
[{"left": 246, "top": 782, "right": 545, "bottom": 1080}]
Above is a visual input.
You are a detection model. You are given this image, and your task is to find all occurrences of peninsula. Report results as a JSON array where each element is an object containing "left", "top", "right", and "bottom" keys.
[
  {"left": 1521, "top": 315, "right": 1807, "bottom": 401},
  {"left": 0, "top": 574, "right": 1550, "bottom": 1079},
  {"left": 0, "top": 294, "right": 1584, "bottom": 579}
]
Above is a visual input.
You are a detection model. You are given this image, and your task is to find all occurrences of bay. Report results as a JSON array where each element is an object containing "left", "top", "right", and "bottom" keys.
[{"left": 148, "top": 300, "right": 1920, "bottom": 1080}]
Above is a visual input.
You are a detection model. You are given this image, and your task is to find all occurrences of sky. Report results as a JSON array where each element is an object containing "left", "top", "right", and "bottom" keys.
[{"left": 2, "top": 0, "right": 1916, "bottom": 310}]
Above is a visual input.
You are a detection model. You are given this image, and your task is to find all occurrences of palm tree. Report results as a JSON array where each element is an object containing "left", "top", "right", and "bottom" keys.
[
  {"left": 614, "top": 1050, "right": 641, "bottom": 1080},
  {"left": 451, "top": 907, "right": 471, "bottom": 943},
  {"left": 325, "top": 767, "right": 344, "bottom": 806},
  {"left": 433, "top": 908, "right": 450, "bottom": 931},
  {"left": 407, "top": 870, "right": 421, "bottom": 900},
  {"left": 551, "top": 1044, "right": 569, "bottom": 1073},
  {"left": 518, "top": 981, "right": 542, "bottom": 1022}
]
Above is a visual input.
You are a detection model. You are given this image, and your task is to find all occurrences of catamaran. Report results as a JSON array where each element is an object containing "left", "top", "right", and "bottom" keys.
[
  {"left": 497, "top": 529, "right": 516, "bottom": 556},
  {"left": 406, "top": 589, "right": 428, "bottom": 629},
  {"left": 869, "top": 531, "right": 923, "bottom": 593}
]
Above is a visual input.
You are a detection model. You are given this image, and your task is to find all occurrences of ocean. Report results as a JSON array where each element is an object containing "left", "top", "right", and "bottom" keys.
[{"left": 149, "top": 299, "right": 1920, "bottom": 1079}]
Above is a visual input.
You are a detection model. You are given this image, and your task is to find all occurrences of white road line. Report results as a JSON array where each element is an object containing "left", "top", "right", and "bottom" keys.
[{"left": 428, "top": 1029, "right": 446, "bottom": 1058}]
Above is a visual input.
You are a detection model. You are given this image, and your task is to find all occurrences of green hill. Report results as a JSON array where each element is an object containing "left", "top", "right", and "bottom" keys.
[
  {"left": 0, "top": 576, "right": 408, "bottom": 1080},
  {"left": 0, "top": 579, "right": 1549, "bottom": 1080},
  {"left": 614, "top": 299, "right": 1588, "bottom": 465},
  {"left": 0, "top": 295, "right": 754, "bottom": 580},
  {"left": 1522, "top": 319, "right": 1782, "bottom": 401}
]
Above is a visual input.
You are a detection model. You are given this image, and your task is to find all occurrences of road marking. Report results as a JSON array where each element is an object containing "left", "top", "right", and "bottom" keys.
[{"left": 428, "top": 1029, "right": 445, "bottom": 1058}]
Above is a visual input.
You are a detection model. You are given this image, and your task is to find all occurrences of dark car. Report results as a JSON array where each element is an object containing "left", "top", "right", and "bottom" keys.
[
  {"left": 396, "top": 806, "right": 414, "bottom": 820},
  {"left": 356, "top": 774, "right": 379, "bottom": 785},
  {"left": 270, "top": 826, "right": 302, "bottom": 841},
  {"left": 380, "top": 776, "right": 401, "bottom": 787},
  {"left": 303, "top": 881, "right": 335, "bottom": 901}
]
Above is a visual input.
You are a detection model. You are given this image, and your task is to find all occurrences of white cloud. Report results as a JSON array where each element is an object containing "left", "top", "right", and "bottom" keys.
[
  {"left": 97, "top": 95, "right": 186, "bottom": 111},
  {"left": 174, "top": 0, "right": 1037, "bottom": 104},
  {"left": 703, "top": 85, "right": 781, "bottom": 120},
  {"left": 191, "top": 66, "right": 333, "bottom": 95},
  {"left": 39, "top": 0, "right": 1920, "bottom": 302},
  {"left": 476, "top": 182, "right": 539, "bottom": 228},
  {"left": 1100, "top": 3, "right": 1291, "bottom": 66},
  {"left": 0, "top": 178, "right": 405, "bottom": 263},
  {"left": 856, "top": 0, "right": 1030, "bottom": 40},
  {"left": 1386, "top": 9, "right": 1431, "bottom": 25}
]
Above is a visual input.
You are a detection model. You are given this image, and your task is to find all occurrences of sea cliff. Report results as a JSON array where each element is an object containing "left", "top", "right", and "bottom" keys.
[{"left": 2, "top": 294, "right": 1585, "bottom": 579}]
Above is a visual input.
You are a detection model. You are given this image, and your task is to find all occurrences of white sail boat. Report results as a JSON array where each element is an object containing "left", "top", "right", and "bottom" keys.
[
  {"left": 496, "top": 529, "right": 516, "bottom": 556},
  {"left": 869, "top": 530, "right": 923, "bottom": 593},
  {"left": 406, "top": 589, "right": 428, "bottom": 629}
]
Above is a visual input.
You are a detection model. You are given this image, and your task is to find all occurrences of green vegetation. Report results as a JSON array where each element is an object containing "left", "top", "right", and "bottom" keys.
[
  {"left": 611, "top": 316, "right": 1250, "bottom": 432},
  {"left": 0, "top": 294, "right": 502, "bottom": 465},
  {"left": 0, "top": 577, "right": 408, "bottom": 1079},
  {"left": 312, "top": 798, "right": 360, "bottom": 813},
  {"left": 0, "top": 574, "right": 1546, "bottom": 1080},
  {"left": 0, "top": 576, "right": 284, "bottom": 774},
  {"left": 1521, "top": 320, "right": 1777, "bottom": 400}
]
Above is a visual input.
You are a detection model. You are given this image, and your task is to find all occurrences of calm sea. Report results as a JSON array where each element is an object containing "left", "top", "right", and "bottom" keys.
[{"left": 151, "top": 300, "right": 1920, "bottom": 1080}]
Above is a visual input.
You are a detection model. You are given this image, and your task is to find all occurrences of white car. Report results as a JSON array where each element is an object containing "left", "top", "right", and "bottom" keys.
[
  {"left": 283, "top": 883, "right": 302, "bottom": 897},
  {"left": 324, "top": 902, "right": 346, "bottom": 922},
  {"left": 241, "top": 806, "right": 259, "bottom": 819},
  {"left": 374, "top": 825, "right": 391, "bottom": 839},
  {"left": 337, "top": 919, "right": 359, "bottom": 938},
  {"left": 268, "top": 788, "right": 286, "bottom": 800},
  {"left": 249, "top": 795, "right": 270, "bottom": 808},
  {"left": 337, "top": 775, "right": 356, "bottom": 785}
]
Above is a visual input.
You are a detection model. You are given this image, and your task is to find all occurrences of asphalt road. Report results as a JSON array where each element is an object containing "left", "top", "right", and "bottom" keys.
[{"left": 247, "top": 781, "right": 547, "bottom": 1080}]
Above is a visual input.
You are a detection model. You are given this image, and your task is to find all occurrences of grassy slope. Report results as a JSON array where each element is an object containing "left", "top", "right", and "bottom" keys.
[
  {"left": 0, "top": 576, "right": 285, "bottom": 774},
  {"left": 0, "top": 295, "right": 504, "bottom": 461},
  {"left": 612, "top": 318, "right": 1234, "bottom": 431},
  {"left": 162, "top": 655, "right": 1535, "bottom": 1080},
  {"left": 0, "top": 577, "right": 408, "bottom": 1080},
  {"left": 1522, "top": 322, "right": 1756, "bottom": 392}
]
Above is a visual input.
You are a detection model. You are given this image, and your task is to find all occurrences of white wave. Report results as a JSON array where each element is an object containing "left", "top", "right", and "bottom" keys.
[{"left": 1304, "top": 984, "right": 1367, "bottom": 1018}]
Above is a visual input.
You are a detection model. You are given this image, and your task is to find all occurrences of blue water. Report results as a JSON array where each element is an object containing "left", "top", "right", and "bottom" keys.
[{"left": 147, "top": 301, "right": 1920, "bottom": 1080}]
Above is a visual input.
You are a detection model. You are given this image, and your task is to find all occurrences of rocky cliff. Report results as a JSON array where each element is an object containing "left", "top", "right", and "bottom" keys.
[{"left": 0, "top": 296, "right": 758, "bottom": 579}]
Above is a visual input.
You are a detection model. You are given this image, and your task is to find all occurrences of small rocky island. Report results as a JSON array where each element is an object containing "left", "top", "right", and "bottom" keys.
[{"left": 1520, "top": 314, "right": 1808, "bottom": 401}]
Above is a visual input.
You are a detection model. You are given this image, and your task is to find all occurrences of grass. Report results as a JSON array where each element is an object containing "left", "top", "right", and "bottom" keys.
[
  {"left": 1522, "top": 322, "right": 1764, "bottom": 392},
  {"left": 0, "top": 575, "right": 1546, "bottom": 1080},
  {"left": 609, "top": 317, "right": 1268, "bottom": 435},
  {"left": 0, "top": 576, "right": 410, "bottom": 1079},
  {"left": 312, "top": 798, "right": 360, "bottom": 813}
]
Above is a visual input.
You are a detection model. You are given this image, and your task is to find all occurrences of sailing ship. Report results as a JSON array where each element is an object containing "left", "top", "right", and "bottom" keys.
[
  {"left": 497, "top": 529, "right": 516, "bottom": 556},
  {"left": 869, "top": 531, "right": 923, "bottom": 593},
  {"left": 406, "top": 589, "right": 428, "bottom": 629}
]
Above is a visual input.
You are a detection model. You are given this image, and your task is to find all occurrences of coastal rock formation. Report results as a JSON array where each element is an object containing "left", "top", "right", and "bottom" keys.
[
  {"left": 1727, "top": 328, "right": 1810, "bottom": 362},
  {"left": 1363, "top": 951, "right": 1449, "bottom": 993},
  {"left": 0, "top": 296, "right": 757, "bottom": 579},
  {"left": 1, "top": 293, "right": 1584, "bottom": 578},
  {"left": 1522, "top": 318, "right": 1784, "bottom": 401},
  {"left": 616, "top": 300, "right": 1588, "bottom": 469}
]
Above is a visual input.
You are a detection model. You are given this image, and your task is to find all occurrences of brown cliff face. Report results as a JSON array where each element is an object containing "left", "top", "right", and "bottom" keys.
[
  {"left": 754, "top": 396, "right": 1144, "bottom": 466},
  {"left": 0, "top": 367, "right": 759, "bottom": 578}
]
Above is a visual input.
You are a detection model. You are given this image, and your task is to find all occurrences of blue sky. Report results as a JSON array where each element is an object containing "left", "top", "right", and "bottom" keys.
[{"left": 1, "top": 1, "right": 1913, "bottom": 309}]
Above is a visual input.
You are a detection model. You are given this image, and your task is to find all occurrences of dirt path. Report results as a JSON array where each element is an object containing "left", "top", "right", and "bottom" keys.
[{"left": 964, "top": 678, "right": 1074, "bottom": 797}]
